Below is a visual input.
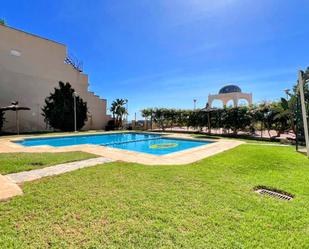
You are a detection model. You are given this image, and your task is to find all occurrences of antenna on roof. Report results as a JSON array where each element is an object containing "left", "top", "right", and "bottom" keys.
[{"left": 0, "top": 19, "right": 6, "bottom": 26}]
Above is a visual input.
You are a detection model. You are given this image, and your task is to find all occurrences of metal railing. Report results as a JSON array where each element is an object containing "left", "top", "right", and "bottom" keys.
[{"left": 65, "top": 52, "right": 83, "bottom": 72}]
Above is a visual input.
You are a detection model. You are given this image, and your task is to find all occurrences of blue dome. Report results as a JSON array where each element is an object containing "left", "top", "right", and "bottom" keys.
[{"left": 219, "top": 85, "right": 242, "bottom": 94}]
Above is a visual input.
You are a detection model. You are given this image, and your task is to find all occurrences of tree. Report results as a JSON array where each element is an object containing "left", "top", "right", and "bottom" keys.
[
  {"left": 253, "top": 102, "right": 271, "bottom": 137},
  {"left": 0, "top": 110, "right": 5, "bottom": 132},
  {"left": 110, "top": 99, "right": 128, "bottom": 128},
  {"left": 221, "top": 107, "right": 251, "bottom": 134},
  {"left": 271, "top": 99, "right": 292, "bottom": 137},
  {"left": 0, "top": 19, "right": 6, "bottom": 26},
  {"left": 140, "top": 102, "right": 296, "bottom": 139},
  {"left": 141, "top": 108, "right": 155, "bottom": 130},
  {"left": 42, "top": 81, "right": 88, "bottom": 131},
  {"left": 152, "top": 108, "right": 167, "bottom": 131}
]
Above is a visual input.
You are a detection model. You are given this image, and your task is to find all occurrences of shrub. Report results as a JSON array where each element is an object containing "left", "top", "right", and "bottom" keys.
[
  {"left": 42, "top": 81, "right": 88, "bottom": 131},
  {"left": 141, "top": 103, "right": 292, "bottom": 136},
  {"left": 105, "top": 120, "right": 117, "bottom": 131}
]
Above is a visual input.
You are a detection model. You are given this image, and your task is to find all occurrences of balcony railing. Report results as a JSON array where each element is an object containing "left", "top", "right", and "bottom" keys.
[{"left": 65, "top": 52, "right": 83, "bottom": 72}]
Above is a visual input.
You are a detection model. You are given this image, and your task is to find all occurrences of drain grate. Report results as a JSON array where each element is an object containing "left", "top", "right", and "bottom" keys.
[{"left": 254, "top": 187, "right": 293, "bottom": 201}]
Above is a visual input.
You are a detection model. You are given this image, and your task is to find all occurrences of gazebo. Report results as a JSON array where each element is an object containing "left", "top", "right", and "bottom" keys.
[{"left": 208, "top": 84, "right": 252, "bottom": 107}]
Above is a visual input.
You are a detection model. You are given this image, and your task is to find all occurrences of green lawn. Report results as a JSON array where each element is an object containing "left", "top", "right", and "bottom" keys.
[
  {"left": 192, "top": 133, "right": 281, "bottom": 144},
  {"left": 0, "top": 152, "right": 97, "bottom": 174},
  {"left": 0, "top": 145, "right": 309, "bottom": 248}
]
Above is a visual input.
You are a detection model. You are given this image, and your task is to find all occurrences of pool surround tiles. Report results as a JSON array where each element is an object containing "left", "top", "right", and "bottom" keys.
[
  {"left": 15, "top": 132, "right": 213, "bottom": 156},
  {"left": 0, "top": 132, "right": 244, "bottom": 165}
]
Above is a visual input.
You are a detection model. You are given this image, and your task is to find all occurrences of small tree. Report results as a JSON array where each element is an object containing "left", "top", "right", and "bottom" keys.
[
  {"left": 271, "top": 100, "right": 291, "bottom": 137},
  {"left": 0, "top": 110, "right": 5, "bottom": 132},
  {"left": 42, "top": 81, "right": 88, "bottom": 131},
  {"left": 110, "top": 99, "right": 128, "bottom": 128},
  {"left": 0, "top": 19, "right": 6, "bottom": 26},
  {"left": 152, "top": 108, "right": 167, "bottom": 131},
  {"left": 221, "top": 107, "right": 251, "bottom": 134},
  {"left": 141, "top": 108, "right": 154, "bottom": 130}
]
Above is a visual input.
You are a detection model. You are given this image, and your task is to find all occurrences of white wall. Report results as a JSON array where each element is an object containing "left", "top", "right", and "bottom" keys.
[{"left": 0, "top": 25, "right": 111, "bottom": 132}]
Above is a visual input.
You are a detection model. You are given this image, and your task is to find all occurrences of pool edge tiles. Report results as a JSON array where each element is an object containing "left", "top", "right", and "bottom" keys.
[
  {"left": 14, "top": 132, "right": 212, "bottom": 156},
  {"left": 15, "top": 132, "right": 162, "bottom": 148},
  {"left": 2, "top": 133, "right": 244, "bottom": 165}
]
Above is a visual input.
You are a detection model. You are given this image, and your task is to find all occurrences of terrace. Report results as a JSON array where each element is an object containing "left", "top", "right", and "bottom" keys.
[
  {"left": 0, "top": 137, "right": 308, "bottom": 248},
  {"left": 1, "top": 5, "right": 309, "bottom": 248}
]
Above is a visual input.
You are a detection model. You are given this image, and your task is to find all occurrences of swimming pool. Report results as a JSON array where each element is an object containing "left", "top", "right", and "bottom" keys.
[
  {"left": 110, "top": 137, "right": 211, "bottom": 155},
  {"left": 15, "top": 132, "right": 212, "bottom": 156}
]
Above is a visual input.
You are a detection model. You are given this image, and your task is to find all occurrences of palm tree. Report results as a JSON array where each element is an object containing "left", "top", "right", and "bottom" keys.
[
  {"left": 141, "top": 108, "right": 150, "bottom": 130},
  {"left": 141, "top": 108, "right": 156, "bottom": 130},
  {"left": 110, "top": 99, "right": 128, "bottom": 128}
]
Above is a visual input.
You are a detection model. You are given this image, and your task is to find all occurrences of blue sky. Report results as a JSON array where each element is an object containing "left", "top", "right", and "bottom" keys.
[{"left": 1, "top": 0, "right": 309, "bottom": 119}]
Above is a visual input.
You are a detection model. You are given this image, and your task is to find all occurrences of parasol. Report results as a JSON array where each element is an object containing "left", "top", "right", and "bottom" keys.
[{"left": 0, "top": 101, "right": 31, "bottom": 134}]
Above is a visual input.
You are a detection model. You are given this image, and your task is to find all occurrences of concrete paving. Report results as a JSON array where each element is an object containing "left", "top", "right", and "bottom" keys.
[
  {"left": 0, "top": 132, "right": 244, "bottom": 201},
  {"left": 0, "top": 132, "right": 244, "bottom": 165},
  {"left": 6, "top": 157, "right": 115, "bottom": 184},
  {"left": 0, "top": 174, "right": 23, "bottom": 201}
]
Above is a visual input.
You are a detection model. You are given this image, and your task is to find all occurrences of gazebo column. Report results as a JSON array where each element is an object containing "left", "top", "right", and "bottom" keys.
[
  {"left": 233, "top": 97, "right": 238, "bottom": 107},
  {"left": 208, "top": 95, "right": 214, "bottom": 108},
  {"left": 222, "top": 98, "right": 229, "bottom": 107}
]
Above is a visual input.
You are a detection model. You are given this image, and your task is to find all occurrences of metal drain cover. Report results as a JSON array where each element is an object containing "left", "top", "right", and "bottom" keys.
[{"left": 254, "top": 187, "right": 293, "bottom": 201}]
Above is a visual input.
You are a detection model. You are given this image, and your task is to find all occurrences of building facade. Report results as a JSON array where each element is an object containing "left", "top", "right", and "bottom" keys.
[{"left": 0, "top": 25, "right": 110, "bottom": 132}]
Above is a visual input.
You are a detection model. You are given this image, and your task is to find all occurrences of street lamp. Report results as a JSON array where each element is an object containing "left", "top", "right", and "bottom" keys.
[
  {"left": 193, "top": 99, "right": 197, "bottom": 110},
  {"left": 73, "top": 92, "right": 78, "bottom": 132},
  {"left": 126, "top": 99, "right": 128, "bottom": 127},
  {"left": 298, "top": 70, "right": 309, "bottom": 157},
  {"left": 201, "top": 103, "right": 213, "bottom": 134},
  {"left": 284, "top": 88, "right": 291, "bottom": 100}
]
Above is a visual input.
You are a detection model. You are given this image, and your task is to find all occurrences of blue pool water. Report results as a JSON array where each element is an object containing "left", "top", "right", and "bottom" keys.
[
  {"left": 16, "top": 132, "right": 212, "bottom": 155},
  {"left": 110, "top": 138, "right": 211, "bottom": 155}
]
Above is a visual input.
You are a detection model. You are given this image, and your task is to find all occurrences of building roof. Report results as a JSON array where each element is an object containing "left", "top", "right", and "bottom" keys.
[
  {"left": 219, "top": 85, "right": 242, "bottom": 94},
  {"left": 0, "top": 24, "right": 65, "bottom": 47}
]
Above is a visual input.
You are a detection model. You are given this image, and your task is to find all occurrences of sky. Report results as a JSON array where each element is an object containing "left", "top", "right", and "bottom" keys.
[{"left": 1, "top": 0, "right": 309, "bottom": 119}]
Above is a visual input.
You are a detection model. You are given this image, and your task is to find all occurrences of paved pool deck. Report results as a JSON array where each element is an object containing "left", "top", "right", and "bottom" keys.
[
  {"left": 6, "top": 157, "right": 115, "bottom": 184},
  {"left": 0, "top": 132, "right": 244, "bottom": 165},
  {"left": 0, "top": 174, "right": 23, "bottom": 201},
  {"left": 0, "top": 157, "right": 115, "bottom": 201},
  {"left": 0, "top": 132, "right": 243, "bottom": 201}
]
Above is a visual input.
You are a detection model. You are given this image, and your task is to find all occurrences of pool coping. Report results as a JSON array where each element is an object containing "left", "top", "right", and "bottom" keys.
[{"left": 0, "top": 131, "right": 244, "bottom": 165}]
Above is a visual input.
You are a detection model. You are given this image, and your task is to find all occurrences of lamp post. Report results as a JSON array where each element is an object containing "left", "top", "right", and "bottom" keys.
[
  {"left": 298, "top": 71, "right": 309, "bottom": 157},
  {"left": 126, "top": 100, "right": 128, "bottom": 127},
  {"left": 201, "top": 103, "right": 212, "bottom": 134},
  {"left": 73, "top": 92, "right": 78, "bottom": 132},
  {"left": 284, "top": 88, "right": 291, "bottom": 100},
  {"left": 193, "top": 99, "right": 197, "bottom": 110}
]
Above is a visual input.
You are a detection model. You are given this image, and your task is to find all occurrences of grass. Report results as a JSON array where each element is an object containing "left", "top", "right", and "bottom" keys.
[
  {"left": 0, "top": 145, "right": 309, "bottom": 248},
  {"left": 0, "top": 152, "right": 97, "bottom": 174},
  {"left": 192, "top": 133, "right": 282, "bottom": 144}
]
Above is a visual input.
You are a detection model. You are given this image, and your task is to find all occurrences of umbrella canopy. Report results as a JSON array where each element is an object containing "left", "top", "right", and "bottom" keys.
[
  {"left": 200, "top": 103, "right": 217, "bottom": 134},
  {"left": 0, "top": 101, "right": 30, "bottom": 134},
  {"left": 201, "top": 103, "right": 216, "bottom": 112},
  {"left": 0, "top": 101, "right": 30, "bottom": 111}
]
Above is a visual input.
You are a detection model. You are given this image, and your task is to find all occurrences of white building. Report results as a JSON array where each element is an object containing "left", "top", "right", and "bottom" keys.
[{"left": 0, "top": 25, "right": 110, "bottom": 132}]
